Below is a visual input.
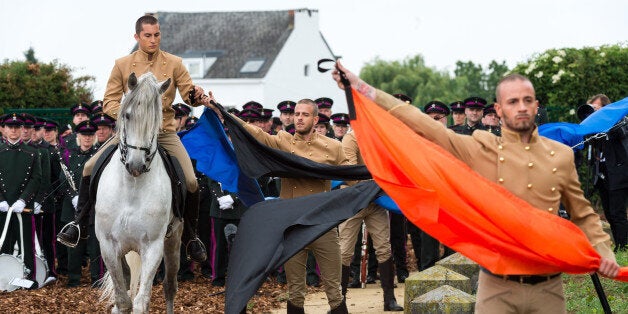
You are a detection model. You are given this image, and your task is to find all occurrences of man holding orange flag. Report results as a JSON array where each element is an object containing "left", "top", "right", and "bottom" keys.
[{"left": 331, "top": 62, "right": 620, "bottom": 313}]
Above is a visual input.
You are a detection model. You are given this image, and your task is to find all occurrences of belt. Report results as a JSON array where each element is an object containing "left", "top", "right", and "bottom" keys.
[{"left": 481, "top": 268, "right": 561, "bottom": 285}]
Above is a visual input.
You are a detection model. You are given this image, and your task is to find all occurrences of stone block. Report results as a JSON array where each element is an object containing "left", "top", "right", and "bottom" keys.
[
  {"left": 409, "top": 284, "right": 475, "bottom": 314},
  {"left": 436, "top": 252, "right": 480, "bottom": 292},
  {"left": 404, "top": 265, "right": 471, "bottom": 311}
]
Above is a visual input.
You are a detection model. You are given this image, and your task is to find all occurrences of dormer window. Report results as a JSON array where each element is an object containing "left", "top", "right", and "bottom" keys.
[
  {"left": 240, "top": 59, "right": 265, "bottom": 73},
  {"left": 183, "top": 57, "right": 217, "bottom": 79}
]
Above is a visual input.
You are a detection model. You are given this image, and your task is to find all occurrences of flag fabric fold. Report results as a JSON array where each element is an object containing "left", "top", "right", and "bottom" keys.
[
  {"left": 349, "top": 90, "right": 628, "bottom": 281},
  {"left": 220, "top": 107, "right": 372, "bottom": 181},
  {"left": 539, "top": 97, "right": 628, "bottom": 149},
  {"left": 179, "top": 108, "right": 264, "bottom": 207},
  {"left": 224, "top": 181, "right": 382, "bottom": 314}
]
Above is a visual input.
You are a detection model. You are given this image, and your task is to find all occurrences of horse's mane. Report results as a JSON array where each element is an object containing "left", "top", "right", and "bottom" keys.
[{"left": 117, "top": 73, "right": 163, "bottom": 143}]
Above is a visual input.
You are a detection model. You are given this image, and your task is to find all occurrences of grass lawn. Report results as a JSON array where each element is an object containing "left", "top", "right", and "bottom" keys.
[{"left": 564, "top": 248, "right": 628, "bottom": 313}]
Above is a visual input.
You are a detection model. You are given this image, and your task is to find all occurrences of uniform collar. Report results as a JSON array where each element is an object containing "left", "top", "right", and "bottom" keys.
[
  {"left": 293, "top": 131, "right": 317, "bottom": 142},
  {"left": 136, "top": 48, "right": 162, "bottom": 61},
  {"left": 500, "top": 125, "right": 539, "bottom": 144}
]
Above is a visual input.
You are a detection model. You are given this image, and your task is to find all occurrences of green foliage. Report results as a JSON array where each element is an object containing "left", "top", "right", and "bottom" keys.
[
  {"left": 359, "top": 55, "right": 508, "bottom": 109},
  {"left": 0, "top": 48, "right": 94, "bottom": 114},
  {"left": 510, "top": 43, "right": 628, "bottom": 122},
  {"left": 564, "top": 248, "right": 627, "bottom": 313}
]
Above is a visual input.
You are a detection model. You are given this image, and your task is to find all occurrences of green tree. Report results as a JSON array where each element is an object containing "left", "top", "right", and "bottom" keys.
[
  {"left": 510, "top": 43, "right": 628, "bottom": 122},
  {"left": 360, "top": 55, "right": 466, "bottom": 107},
  {"left": 454, "top": 60, "right": 509, "bottom": 102},
  {"left": 0, "top": 48, "right": 94, "bottom": 113}
]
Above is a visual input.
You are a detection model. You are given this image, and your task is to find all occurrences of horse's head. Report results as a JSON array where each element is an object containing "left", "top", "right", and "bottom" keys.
[{"left": 118, "top": 72, "right": 171, "bottom": 177}]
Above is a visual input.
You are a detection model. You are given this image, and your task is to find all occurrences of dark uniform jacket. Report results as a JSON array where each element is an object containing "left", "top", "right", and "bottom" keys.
[
  {"left": 450, "top": 121, "right": 488, "bottom": 135},
  {"left": 0, "top": 141, "right": 42, "bottom": 208},
  {"left": 60, "top": 146, "right": 97, "bottom": 222},
  {"left": 30, "top": 140, "right": 52, "bottom": 211},
  {"left": 208, "top": 179, "right": 248, "bottom": 220}
]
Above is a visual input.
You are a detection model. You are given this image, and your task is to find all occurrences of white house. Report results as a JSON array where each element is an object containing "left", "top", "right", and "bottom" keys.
[{"left": 145, "top": 9, "right": 348, "bottom": 117}]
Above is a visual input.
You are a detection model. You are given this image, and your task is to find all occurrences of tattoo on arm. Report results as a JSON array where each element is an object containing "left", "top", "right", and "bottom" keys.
[{"left": 356, "top": 81, "right": 376, "bottom": 100}]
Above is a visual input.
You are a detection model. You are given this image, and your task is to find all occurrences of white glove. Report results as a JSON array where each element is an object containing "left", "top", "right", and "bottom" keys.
[
  {"left": 34, "top": 202, "right": 43, "bottom": 215},
  {"left": 0, "top": 201, "right": 8, "bottom": 212},
  {"left": 71, "top": 195, "right": 79, "bottom": 209},
  {"left": 217, "top": 195, "right": 234, "bottom": 210},
  {"left": 10, "top": 199, "right": 26, "bottom": 213}
]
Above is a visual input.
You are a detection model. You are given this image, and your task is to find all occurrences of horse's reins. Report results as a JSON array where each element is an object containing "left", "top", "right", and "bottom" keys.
[{"left": 119, "top": 128, "right": 157, "bottom": 174}]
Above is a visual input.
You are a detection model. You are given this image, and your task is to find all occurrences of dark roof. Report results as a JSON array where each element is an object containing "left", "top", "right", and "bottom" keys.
[{"left": 136, "top": 10, "right": 297, "bottom": 79}]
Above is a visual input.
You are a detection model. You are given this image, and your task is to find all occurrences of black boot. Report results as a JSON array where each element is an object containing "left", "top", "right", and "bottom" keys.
[
  {"left": 57, "top": 176, "right": 92, "bottom": 248},
  {"left": 182, "top": 190, "right": 207, "bottom": 262},
  {"left": 328, "top": 299, "right": 348, "bottom": 314},
  {"left": 341, "top": 265, "right": 351, "bottom": 296},
  {"left": 287, "top": 301, "right": 305, "bottom": 314},
  {"left": 379, "top": 258, "right": 404, "bottom": 311}
]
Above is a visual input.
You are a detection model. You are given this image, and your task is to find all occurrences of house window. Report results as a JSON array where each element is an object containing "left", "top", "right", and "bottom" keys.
[
  {"left": 240, "top": 59, "right": 265, "bottom": 73},
  {"left": 183, "top": 57, "right": 216, "bottom": 79},
  {"left": 304, "top": 64, "right": 310, "bottom": 76}
]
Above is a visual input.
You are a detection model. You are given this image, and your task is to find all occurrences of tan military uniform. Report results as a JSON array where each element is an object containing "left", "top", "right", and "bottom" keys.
[
  {"left": 339, "top": 131, "right": 392, "bottom": 265},
  {"left": 83, "top": 49, "right": 200, "bottom": 192},
  {"left": 373, "top": 89, "right": 614, "bottom": 313},
  {"left": 237, "top": 116, "right": 347, "bottom": 309}
]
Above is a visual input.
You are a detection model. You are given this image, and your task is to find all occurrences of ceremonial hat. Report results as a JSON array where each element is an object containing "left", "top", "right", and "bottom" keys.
[
  {"left": 423, "top": 101, "right": 450, "bottom": 116},
  {"left": 2, "top": 113, "right": 25, "bottom": 126},
  {"left": 59, "top": 124, "right": 72, "bottom": 134},
  {"left": 242, "top": 101, "right": 263, "bottom": 111},
  {"left": 90, "top": 100, "right": 103, "bottom": 114},
  {"left": 43, "top": 119, "right": 59, "bottom": 130},
  {"left": 239, "top": 109, "right": 262, "bottom": 121},
  {"left": 34, "top": 117, "right": 46, "bottom": 130},
  {"left": 315, "top": 97, "right": 334, "bottom": 109},
  {"left": 393, "top": 93, "right": 413, "bottom": 104},
  {"left": 463, "top": 96, "right": 487, "bottom": 109},
  {"left": 483, "top": 103, "right": 497, "bottom": 116},
  {"left": 74, "top": 120, "right": 97, "bottom": 135},
  {"left": 277, "top": 100, "right": 296, "bottom": 113},
  {"left": 70, "top": 102, "right": 91, "bottom": 116},
  {"left": 91, "top": 113, "right": 116, "bottom": 127},
  {"left": 285, "top": 123, "right": 296, "bottom": 135},
  {"left": 316, "top": 113, "right": 330, "bottom": 125},
  {"left": 261, "top": 108, "right": 274, "bottom": 120},
  {"left": 330, "top": 113, "right": 350, "bottom": 126},
  {"left": 449, "top": 101, "right": 465, "bottom": 113},
  {"left": 185, "top": 116, "right": 199, "bottom": 129},
  {"left": 172, "top": 103, "right": 192, "bottom": 118},
  {"left": 227, "top": 107, "right": 241, "bottom": 116},
  {"left": 18, "top": 113, "right": 36, "bottom": 127}
]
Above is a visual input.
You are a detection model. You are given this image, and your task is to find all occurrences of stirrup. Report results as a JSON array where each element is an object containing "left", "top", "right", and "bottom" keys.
[
  {"left": 57, "top": 222, "right": 81, "bottom": 248},
  {"left": 185, "top": 238, "right": 207, "bottom": 262}
]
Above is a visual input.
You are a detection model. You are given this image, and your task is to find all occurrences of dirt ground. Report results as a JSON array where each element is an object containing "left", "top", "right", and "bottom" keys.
[{"left": 0, "top": 241, "right": 418, "bottom": 313}]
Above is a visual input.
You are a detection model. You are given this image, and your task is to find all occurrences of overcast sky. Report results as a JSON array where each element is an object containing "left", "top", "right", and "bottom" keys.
[{"left": 1, "top": 0, "right": 626, "bottom": 100}]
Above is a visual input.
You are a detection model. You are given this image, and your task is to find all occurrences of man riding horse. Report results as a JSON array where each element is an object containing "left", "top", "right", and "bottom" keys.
[{"left": 57, "top": 14, "right": 212, "bottom": 263}]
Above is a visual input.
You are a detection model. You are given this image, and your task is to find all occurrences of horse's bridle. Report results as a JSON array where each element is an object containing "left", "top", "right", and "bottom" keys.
[{"left": 119, "top": 128, "right": 158, "bottom": 174}]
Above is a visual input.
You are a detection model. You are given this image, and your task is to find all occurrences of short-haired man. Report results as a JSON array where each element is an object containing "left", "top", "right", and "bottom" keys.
[
  {"left": 449, "top": 100, "right": 466, "bottom": 127},
  {"left": 277, "top": 100, "right": 296, "bottom": 130},
  {"left": 57, "top": 14, "right": 212, "bottom": 262},
  {"left": 451, "top": 96, "right": 488, "bottom": 135},
  {"left": 213, "top": 98, "right": 350, "bottom": 313},
  {"left": 331, "top": 63, "right": 619, "bottom": 313}
]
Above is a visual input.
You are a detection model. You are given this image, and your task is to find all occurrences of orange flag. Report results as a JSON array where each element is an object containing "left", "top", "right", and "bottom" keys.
[{"left": 350, "top": 90, "right": 627, "bottom": 281}]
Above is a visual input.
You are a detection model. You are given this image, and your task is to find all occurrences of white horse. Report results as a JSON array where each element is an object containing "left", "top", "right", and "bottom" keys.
[{"left": 95, "top": 72, "right": 183, "bottom": 314}]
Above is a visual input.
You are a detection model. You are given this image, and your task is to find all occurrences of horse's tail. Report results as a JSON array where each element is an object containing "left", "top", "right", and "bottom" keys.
[{"left": 98, "top": 251, "right": 142, "bottom": 305}]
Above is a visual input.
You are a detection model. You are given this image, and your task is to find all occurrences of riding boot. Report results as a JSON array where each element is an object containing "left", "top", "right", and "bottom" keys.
[
  {"left": 328, "top": 299, "right": 348, "bottom": 314},
  {"left": 287, "top": 301, "right": 305, "bottom": 314},
  {"left": 341, "top": 265, "right": 351, "bottom": 296},
  {"left": 379, "top": 257, "right": 404, "bottom": 311},
  {"left": 57, "top": 176, "right": 92, "bottom": 248},
  {"left": 182, "top": 190, "right": 207, "bottom": 263}
]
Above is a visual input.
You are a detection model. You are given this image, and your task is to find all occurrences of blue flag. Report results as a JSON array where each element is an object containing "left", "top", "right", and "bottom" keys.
[
  {"left": 539, "top": 97, "right": 628, "bottom": 149},
  {"left": 179, "top": 108, "right": 264, "bottom": 207}
]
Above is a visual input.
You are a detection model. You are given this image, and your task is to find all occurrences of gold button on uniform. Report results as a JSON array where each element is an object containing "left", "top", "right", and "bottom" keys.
[
  {"left": 552, "top": 168, "right": 557, "bottom": 173},
  {"left": 499, "top": 157, "right": 505, "bottom": 162},
  {"left": 524, "top": 146, "right": 530, "bottom": 150},
  {"left": 498, "top": 178, "right": 504, "bottom": 183},
  {"left": 498, "top": 145, "right": 503, "bottom": 150},
  {"left": 528, "top": 162, "right": 533, "bottom": 167},
  {"left": 551, "top": 187, "right": 556, "bottom": 192},
  {"left": 548, "top": 208, "right": 554, "bottom": 212},
  {"left": 550, "top": 151, "right": 555, "bottom": 156},
  {"left": 527, "top": 184, "right": 532, "bottom": 188}
]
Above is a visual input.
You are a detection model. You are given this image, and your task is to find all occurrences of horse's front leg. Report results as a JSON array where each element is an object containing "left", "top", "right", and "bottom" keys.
[
  {"left": 133, "top": 241, "right": 165, "bottom": 314},
  {"left": 100, "top": 244, "right": 133, "bottom": 313},
  {"left": 163, "top": 220, "right": 183, "bottom": 314}
]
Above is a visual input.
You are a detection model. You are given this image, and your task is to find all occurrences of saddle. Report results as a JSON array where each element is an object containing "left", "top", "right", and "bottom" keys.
[{"left": 89, "top": 144, "right": 187, "bottom": 218}]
